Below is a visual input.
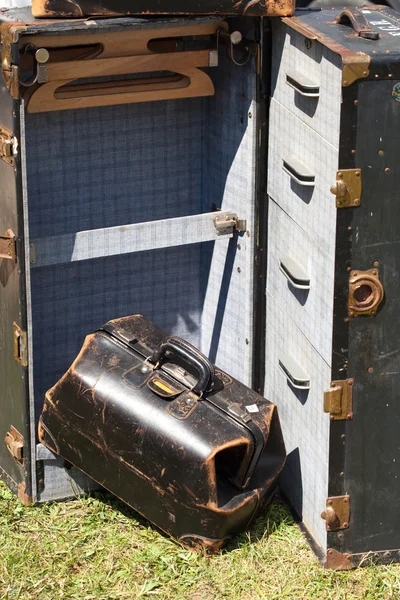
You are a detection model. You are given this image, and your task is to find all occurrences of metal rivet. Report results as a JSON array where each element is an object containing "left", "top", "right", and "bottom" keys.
[
  {"left": 363, "top": 71, "right": 368, "bottom": 77},
  {"left": 373, "top": 261, "right": 380, "bottom": 267},
  {"left": 378, "top": 150, "right": 384, "bottom": 156},
  {"left": 245, "top": 338, "right": 249, "bottom": 345},
  {"left": 355, "top": 171, "right": 361, "bottom": 177},
  {"left": 343, "top": 522, "right": 349, "bottom": 528},
  {"left": 354, "top": 199, "right": 360, "bottom": 206},
  {"left": 351, "top": 149, "right": 356, "bottom": 154},
  {"left": 354, "top": 99, "right": 358, "bottom": 105},
  {"left": 344, "top": 497, "right": 349, "bottom": 503},
  {"left": 368, "top": 367, "right": 374, "bottom": 374},
  {"left": 141, "top": 365, "right": 150, "bottom": 374},
  {"left": 343, "top": 80, "right": 348, "bottom": 86},
  {"left": 385, "top": 168, "right": 390, "bottom": 173},
  {"left": 340, "top": 472, "right": 344, "bottom": 477},
  {"left": 237, "top": 244, "right": 241, "bottom": 250},
  {"left": 348, "top": 226, "right": 352, "bottom": 232},
  {"left": 338, "top": 172, "right": 343, "bottom": 178},
  {"left": 248, "top": 112, "right": 252, "bottom": 119},
  {"left": 237, "top": 267, "right": 241, "bottom": 273},
  {"left": 389, "top": 74, "right": 393, "bottom": 78},
  {"left": 375, "top": 74, "right": 379, "bottom": 79},
  {"left": 341, "top": 434, "right": 346, "bottom": 439}
]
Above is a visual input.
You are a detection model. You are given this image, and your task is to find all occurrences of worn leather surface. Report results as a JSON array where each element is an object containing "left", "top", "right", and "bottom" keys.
[{"left": 39, "top": 315, "right": 286, "bottom": 551}]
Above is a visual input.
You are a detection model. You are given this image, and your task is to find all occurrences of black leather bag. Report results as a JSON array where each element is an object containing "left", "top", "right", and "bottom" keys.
[{"left": 39, "top": 315, "right": 285, "bottom": 552}]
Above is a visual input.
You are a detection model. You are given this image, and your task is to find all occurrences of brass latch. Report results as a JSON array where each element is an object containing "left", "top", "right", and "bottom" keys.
[
  {"left": 348, "top": 268, "right": 384, "bottom": 317},
  {"left": 321, "top": 495, "right": 350, "bottom": 531},
  {"left": 330, "top": 169, "right": 361, "bottom": 208},
  {"left": 324, "top": 378, "right": 354, "bottom": 421},
  {"left": 13, "top": 322, "right": 28, "bottom": 367},
  {"left": 0, "top": 124, "right": 14, "bottom": 166},
  {"left": 0, "top": 229, "right": 16, "bottom": 261},
  {"left": 214, "top": 212, "right": 247, "bottom": 235},
  {"left": 4, "top": 425, "right": 24, "bottom": 466}
]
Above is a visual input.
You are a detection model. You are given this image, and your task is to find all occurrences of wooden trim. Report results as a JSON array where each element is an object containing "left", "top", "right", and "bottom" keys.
[
  {"left": 20, "top": 22, "right": 228, "bottom": 58},
  {"left": 23, "top": 24, "right": 223, "bottom": 112}
]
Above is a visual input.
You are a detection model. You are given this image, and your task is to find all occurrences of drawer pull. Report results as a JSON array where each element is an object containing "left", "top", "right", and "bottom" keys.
[
  {"left": 286, "top": 71, "right": 320, "bottom": 97},
  {"left": 280, "top": 256, "right": 310, "bottom": 290},
  {"left": 282, "top": 156, "right": 315, "bottom": 187},
  {"left": 279, "top": 353, "right": 310, "bottom": 390}
]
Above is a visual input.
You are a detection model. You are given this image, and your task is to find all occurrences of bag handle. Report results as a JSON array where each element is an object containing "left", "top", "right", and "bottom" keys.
[
  {"left": 335, "top": 8, "right": 380, "bottom": 40},
  {"left": 150, "top": 337, "right": 215, "bottom": 397}
]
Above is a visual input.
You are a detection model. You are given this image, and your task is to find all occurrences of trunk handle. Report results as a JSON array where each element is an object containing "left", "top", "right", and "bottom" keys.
[{"left": 335, "top": 8, "right": 380, "bottom": 40}]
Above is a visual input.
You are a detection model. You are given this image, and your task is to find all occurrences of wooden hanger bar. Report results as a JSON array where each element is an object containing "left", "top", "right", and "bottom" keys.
[
  {"left": 23, "top": 23, "right": 226, "bottom": 112},
  {"left": 20, "top": 22, "right": 228, "bottom": 58},
  {"left": 26, "top": 50, "right": 215, "bottom": 112}
]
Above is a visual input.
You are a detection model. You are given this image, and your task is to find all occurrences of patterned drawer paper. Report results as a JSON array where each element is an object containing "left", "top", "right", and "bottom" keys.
[
  {"left": 271, "top": 22, "right": 342, "bottom": 148},
  {"left": 267, "top": 200, "right": 335, "bottom": 366},
  {"left": 264, "top": 291, "right": 331, "bottom": 553},
  {"left": 267, "top": 99, "right": 339, "bottom": 257}
]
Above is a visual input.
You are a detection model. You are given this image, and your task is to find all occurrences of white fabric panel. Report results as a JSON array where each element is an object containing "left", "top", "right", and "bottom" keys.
[
  {"left": 31, "top": 211, "right": 235, "bottom": 268},
  {"left": 271, "top": 22, "right": 342, "bottom": 148},
  {"left": 264, "top": 291, "right": 330, "bottom": 553},
  {"left": 200, "top": 55, "right": 258, "bottom": 387},
  {"left": 267, "top": 200, "right": 335, "bottom": 365},
  {"left": 267, "top": 99, "right": 339, "bottom": 258}
]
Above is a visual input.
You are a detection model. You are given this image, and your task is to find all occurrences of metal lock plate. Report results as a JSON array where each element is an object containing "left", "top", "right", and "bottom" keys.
[
  {"left": 214, "top": 212, "right": 246, "bottom": 235},
  {"left": 321, "top": 495, "right": 350, "bottom": 531},
  {"left": 0, "top": 125, "right": 14, "bottom": 167},
  {"left": 13, "top": 322, "right": 28, "bottom": 367},
  {"left": 4, "top": 425, "right": 24, "bottom": 465},
  {"left": 330, "top": 169, "right": 362, "bottom": 208},
  {"left": 0, "top": 229, "right": 16, "bottom": 261},
  {"left": 348, "top": 268, "right": 384, "bottom": 317},
  {"left": 324, "top": 378, "right": 354, "bottom": 421}
]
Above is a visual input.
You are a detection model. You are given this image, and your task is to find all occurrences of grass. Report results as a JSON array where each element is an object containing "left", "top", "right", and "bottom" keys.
[{"left": 0, "top": 482, "right": 399, "bottom": 599}]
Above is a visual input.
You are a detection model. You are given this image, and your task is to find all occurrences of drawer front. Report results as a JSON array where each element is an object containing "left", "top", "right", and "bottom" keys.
[
  {"left": 267, "top": 100, "right": 338, "bottom": 257},
  {"left": 267, "top": 200, "right": 335, "bottom": 366},
  {"left": 264, "top": 291, "right": 331, "bottom": 551},
  {"left": 271, "top": 22, "right": 342, "bottom": 148}
]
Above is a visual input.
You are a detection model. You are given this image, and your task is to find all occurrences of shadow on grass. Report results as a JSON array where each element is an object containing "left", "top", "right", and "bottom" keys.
[{"left": 86, "top": 489, "right": 296, "bottom": 555}]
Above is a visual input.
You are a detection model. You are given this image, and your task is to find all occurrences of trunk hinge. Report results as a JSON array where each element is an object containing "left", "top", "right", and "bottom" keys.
[
  {"left": 330, "top": 169, "right": 362, "bottom": 208},
  {"left": 4, "top": 425, "right": 24, "bottom": 466},
  {"left": 324, "top": 378, "right": 354, "bottom": 421},
  {"left": 0, "top": 229, "right": 17, "bottom": 261},
  {"left": 0, "top": 125, "right": 15, "bottom": 167},
  {"left": 13, "top": 322, "right": 28, "bottom": 367},
  {"left": 214, "top": 212, "right": 247, "bottom": 235},
  {"left": 321, "top": 495, "right": 350, "bottom": 531}
]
